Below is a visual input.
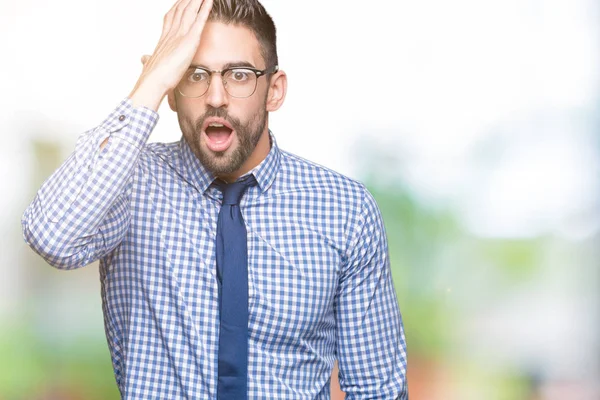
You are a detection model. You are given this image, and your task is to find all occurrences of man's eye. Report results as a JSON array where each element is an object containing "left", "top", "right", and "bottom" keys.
[
  {"left": 188, "top": 71, "right": 209, "bottom": 83},
  {"left": 230, "top": 69, "right": 252, "bottom": 82}
]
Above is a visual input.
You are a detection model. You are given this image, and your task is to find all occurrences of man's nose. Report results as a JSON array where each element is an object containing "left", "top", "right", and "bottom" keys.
[{"left": 205, "top": 75, "right": 229, "bottom": 109}]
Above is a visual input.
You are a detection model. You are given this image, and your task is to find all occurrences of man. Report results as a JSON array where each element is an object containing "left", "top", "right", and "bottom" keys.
[{"left": 21, "top": 0, "right": 408, "bottom": 398}]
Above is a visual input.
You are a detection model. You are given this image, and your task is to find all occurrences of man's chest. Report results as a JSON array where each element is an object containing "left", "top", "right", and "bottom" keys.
[{"left": 104, "top": 180, "right": 346, "bottom": 338}]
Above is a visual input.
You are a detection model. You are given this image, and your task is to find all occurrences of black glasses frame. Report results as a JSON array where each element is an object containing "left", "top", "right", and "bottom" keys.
[{"left": 177, "top": 65, "right": 279, "bottom": 98}]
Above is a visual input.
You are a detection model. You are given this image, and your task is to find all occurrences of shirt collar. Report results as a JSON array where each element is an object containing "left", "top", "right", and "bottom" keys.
[{"left": 179, "top": 130, "right": 281, "bottom": 195}]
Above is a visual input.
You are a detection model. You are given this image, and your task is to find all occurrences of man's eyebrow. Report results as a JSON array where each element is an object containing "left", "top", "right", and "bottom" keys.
[{"left": 190, "top": 61, "right": 257, "bottom": 70}]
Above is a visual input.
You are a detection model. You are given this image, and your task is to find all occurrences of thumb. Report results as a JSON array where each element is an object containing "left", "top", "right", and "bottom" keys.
[{"left": 141, "top": 54, "right": 151, "bottom": 65}]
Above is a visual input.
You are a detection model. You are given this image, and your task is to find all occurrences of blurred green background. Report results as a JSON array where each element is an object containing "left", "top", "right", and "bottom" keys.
[{"left": 2, "top": 0, "right": 599, "bottom": 399}]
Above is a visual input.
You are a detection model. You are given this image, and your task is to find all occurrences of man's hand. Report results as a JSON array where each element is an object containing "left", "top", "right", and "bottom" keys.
[{"left": 129, "top": 0, "right": 213, "bottom": 111}]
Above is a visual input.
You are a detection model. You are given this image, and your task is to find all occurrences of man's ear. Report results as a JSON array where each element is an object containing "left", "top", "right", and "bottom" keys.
[
  {"left": 167, "top": 89, "right": 177, "bottom": 112},
  {"left": 266, "top": 70, "right": 287, "bottom": 112}
]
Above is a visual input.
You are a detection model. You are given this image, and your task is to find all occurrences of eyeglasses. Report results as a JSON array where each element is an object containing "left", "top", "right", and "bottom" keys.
[{"left": 177, "top": 65, "right": 279, "bottom": 99}]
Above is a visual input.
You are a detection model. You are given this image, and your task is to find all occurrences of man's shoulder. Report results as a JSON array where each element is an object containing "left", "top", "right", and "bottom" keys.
[
  {"left": 141, "top": 140, "right": 181, "bottom": 157},
  {"left": 138, "top": 141, "right": 183, "bottom": 167},
  {"left": 278, "top": 149, "right": 369, "bottom": 200},
  {"left": 127, "top": 140, "right": 191, "bottom": 184}
]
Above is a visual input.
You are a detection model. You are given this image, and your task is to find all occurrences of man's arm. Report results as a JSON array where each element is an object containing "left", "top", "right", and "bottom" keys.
[
  {"left": 21, "top": 101, "right": 159, "bottom": 269},
  {"left": 335, "top": 187, "right": 408, "bottom": 399},
  {"left": 21, "top": 0, "right": 214, "bottom": 269}
]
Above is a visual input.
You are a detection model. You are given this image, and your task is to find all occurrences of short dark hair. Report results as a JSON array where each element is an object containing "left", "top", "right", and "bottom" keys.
[{"left": 208, "top": 0, "right": 278, "bottom": 69}]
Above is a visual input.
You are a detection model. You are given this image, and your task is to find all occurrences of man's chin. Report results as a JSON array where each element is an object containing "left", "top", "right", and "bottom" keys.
[{"left": 197, "top": 148, "right": 242, "bottom": 177}]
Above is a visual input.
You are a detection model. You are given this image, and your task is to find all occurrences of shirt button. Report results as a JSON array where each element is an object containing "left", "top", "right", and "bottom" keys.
[{"left": 118, "top": 115, "right": 126, "bottom": 121}]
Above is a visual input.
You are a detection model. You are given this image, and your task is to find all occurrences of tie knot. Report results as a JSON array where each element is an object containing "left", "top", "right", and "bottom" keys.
[{"left": 217, "top": 175, "right": 257, "bottom": 205}]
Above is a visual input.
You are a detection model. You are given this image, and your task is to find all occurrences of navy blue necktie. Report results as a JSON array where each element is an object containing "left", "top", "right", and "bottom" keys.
[{"left": 215, "top": 175, "right": 256, "bottom": 400}]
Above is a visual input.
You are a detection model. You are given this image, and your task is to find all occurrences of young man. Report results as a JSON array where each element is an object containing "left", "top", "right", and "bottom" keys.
[{"left": 22, "top": 0, "right": 408, "bottom": 398}]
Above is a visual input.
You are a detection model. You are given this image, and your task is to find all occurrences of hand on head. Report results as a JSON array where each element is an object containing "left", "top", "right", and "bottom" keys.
[{"left": 129, "top": 0, "right": 214, "bottom": 110}]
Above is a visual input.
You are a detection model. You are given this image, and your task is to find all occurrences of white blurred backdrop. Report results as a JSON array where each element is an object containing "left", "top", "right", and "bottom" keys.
[{"left": 1, "top": 0, "right": 598, "bottom": 399}]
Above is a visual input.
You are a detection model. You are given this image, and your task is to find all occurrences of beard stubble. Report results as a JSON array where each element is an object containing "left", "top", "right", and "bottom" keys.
[{"left": 179, "top": 103, "right": 268, "bottom": 177}]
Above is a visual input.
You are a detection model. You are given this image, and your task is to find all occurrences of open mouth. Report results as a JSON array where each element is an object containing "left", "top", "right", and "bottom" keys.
[{"left": 202, "top": 118, "right": 235, "bottom": 152}]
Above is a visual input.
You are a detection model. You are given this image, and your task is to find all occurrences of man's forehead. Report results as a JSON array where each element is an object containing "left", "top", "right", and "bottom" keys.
[
  {"left": 190, "top": 61, "right": 258, "bottom": 70},
  {"left": 193, "top": 21, "right": 263, "bottom": 69}
]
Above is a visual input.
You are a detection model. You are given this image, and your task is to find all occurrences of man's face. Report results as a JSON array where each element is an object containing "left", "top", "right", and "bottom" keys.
[{"left": 171, "top": 22, "right": 270, "bottom": 178}]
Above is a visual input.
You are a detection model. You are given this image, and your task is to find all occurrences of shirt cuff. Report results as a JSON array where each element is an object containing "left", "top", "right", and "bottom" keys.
[{"left": 97, "top": 97, "right": 160, "bottom": 150}]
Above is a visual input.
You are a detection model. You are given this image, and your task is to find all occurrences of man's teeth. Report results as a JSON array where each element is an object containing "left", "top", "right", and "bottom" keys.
[{"left": 208, "top": 123, "right": 225, "bottom": 128}]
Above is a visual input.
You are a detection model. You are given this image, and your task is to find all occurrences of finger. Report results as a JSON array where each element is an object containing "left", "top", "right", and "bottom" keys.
[
  {"left": 162, "top": 0, "right": 188, "bottom": 38},
  {"left": 141, "top": 55, "right": 150, "bottom": 65},
  {"left": 167, "top": 0, "right": 186, "bottom": 15},
  {"left": 171, "top": 0, "right": 195, "bottom": 34},
  {"left": 180, "top": 0, "right": 205, "bottom": 30},
  {"left": 192, "top": 0, "right": 213, "bottom": 34}
]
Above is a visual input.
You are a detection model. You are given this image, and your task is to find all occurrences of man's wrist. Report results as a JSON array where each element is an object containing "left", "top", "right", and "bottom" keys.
[{"left": 128, "top": 77, "right": 167, "bottom": 112}]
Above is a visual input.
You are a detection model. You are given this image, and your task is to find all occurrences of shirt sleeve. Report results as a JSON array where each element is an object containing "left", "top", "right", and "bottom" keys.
[
  {"left": 335, "top": 187, "right": 409, "bottom": 399},
  {"left": 21, "top": 98, "right": 159, "bottom": 270}
]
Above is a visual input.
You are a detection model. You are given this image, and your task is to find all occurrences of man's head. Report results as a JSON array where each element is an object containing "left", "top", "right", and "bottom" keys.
[{"left": 168, "top": 0, "right": 287, "bottom": 182}]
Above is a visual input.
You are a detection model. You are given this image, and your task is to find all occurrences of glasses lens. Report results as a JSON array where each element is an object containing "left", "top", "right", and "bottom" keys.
[
  {"left": 223, "top": 68, "right": 257, "bottom": 98},
  {"left": 178, "top": 68, "right": 210, "bottom": 97}
]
